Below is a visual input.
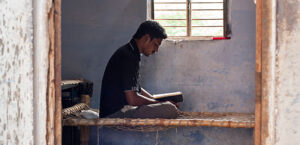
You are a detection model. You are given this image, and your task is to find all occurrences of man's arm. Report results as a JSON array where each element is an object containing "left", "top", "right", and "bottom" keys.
[
  {"left": 140, "top": 88, "right": 154, "bottom": 99},
  {"left": 125, "top": 90, "right": 158, "bottom": 106}
]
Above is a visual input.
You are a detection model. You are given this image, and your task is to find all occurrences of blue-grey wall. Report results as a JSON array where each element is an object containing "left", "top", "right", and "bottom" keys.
[
  {"left": 62, "top": 0, "right": 255, "bottom": 144},
  {"left": 62, "top": 0, "right": 146, "bottom": 108}
]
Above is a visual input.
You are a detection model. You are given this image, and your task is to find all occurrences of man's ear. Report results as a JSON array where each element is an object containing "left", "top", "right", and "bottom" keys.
[{"left": 144, "top": 34, "right": 150, "bottom": 42}]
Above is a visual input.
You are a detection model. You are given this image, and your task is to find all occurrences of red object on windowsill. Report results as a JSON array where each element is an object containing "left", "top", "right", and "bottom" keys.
[{"left": 212, "top": 37, "right": 231, "bottom": 40}]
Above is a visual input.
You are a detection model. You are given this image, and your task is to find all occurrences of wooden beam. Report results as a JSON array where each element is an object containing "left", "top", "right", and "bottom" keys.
[
  {"left": 63, "top": 113, "right": 255, "bottom": 128},
  {"left": 47, "top": 4, "right": 56, "bottom": 145},
  {"left": 254, "top": 0, "right": 262, "bottom": 144},
  {"left": 260, "top": 0, "right": 277, "bottom": 144},
  {"left": 54, "top": 0, "right": 62, "bottom": 144},
  {"left": 47, "top": 0, "right": 61, "bottom": 144}
]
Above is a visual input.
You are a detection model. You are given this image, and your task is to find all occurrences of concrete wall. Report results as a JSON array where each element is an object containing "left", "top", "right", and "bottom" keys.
[
  {"left": 62, "top": 0, "right": 255, "bottom": 144},
  {"left": 0, "top": 0, "right": 34, "bottom": 144},
  {"left": 275, "top": 0, "right": 300, "bottom": 144},
  {"left": 62, "top": 0, "right": 146, "bottom": 108}
]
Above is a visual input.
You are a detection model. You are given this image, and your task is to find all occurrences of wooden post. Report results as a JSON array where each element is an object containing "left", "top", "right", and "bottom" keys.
[
  {"left": 47, "top": 0, "right": 62, "bottom": 144},
  {"left": 54, "top": 0, "right": 62, "bottom": 144},
  {"left": 254, "top": 0, "right": 262, "bottom": 144},
  {"left": 81, "top": 95, "right": 91, "bottom": 107},
  {"left": 260, "top": 0, "right": 277, "bottom": 144},
  {"left": 80, "top": 95, "right": 91, "bottom": 145}
]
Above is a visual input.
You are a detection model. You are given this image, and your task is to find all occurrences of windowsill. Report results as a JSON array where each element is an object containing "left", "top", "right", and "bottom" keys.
[{"left": 166, "top": 36, "right": 231, "bottom": 41}]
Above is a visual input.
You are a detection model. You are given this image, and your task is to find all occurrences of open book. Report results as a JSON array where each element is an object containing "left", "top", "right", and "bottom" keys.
[{"left": 153, "top": 92, "right": 183, "bottom": 103}]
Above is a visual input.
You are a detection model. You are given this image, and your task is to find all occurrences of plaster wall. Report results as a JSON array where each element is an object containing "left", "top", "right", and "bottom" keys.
[
  {"left": 62, "top": 0, "right": 146, "bottom": 107},
  {"left": 33, "top": 0, "right": 52, "bottom": 144},
  {"left": 62, "top": 0, "right": 255, "bottom": 144},
  {"left": 0, "top": 0, "right": 34, "bottom": 144},
  {"left": 275, "top": 0, "right": 300, "bottom": 144}
]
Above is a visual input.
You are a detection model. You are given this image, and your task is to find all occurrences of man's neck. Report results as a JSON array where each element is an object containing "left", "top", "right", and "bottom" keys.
[{"left": 134, "top": 38, "right": 143, "bottom": 54}]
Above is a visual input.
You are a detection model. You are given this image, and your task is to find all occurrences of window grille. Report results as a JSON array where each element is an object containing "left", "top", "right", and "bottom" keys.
[{"left": 151, "top": 0, "right": 230, "bottom": 38}]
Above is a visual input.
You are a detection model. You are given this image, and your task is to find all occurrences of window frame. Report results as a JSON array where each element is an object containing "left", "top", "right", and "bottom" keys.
[{"left": 149, "top": 0, "right": 231, "bottom": 40}]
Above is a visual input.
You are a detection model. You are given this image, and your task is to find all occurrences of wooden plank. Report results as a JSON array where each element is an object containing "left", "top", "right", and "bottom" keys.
[
  {"left": 47, "top": 0, "right": 61, "bottom": 145},
  {"left": 256, "top": 0, "right": 262, "bottom": 72},
  {"left": 260, "top": 0, "right": 277, "bottom": 144},
  {"left": 254, "top": 0, "right": 262, "bottom": 144},
  {"left": 54, "top": 0, "right": 62, "bottom": 144},
  {"left": 255, "top": 73, "right": 262, "bottom": 145},
  {"left": 63, "top": 115, "right": 255, "bottom": 128},
  {"left": 47, "top": 4, "right": 56, "bottom": 145}
]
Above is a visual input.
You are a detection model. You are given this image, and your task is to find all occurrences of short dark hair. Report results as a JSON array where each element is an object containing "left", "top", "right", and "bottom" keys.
[{"left": 133, "top": 20, "right": 167, "bottom": 40}]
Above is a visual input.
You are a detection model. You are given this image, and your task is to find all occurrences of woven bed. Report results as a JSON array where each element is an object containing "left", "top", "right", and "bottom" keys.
[{"left": 62, "top": 103, "right": 254, "bottom": 132}]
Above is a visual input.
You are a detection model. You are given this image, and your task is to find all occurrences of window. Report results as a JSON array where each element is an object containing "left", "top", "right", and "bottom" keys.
[{"left": 150, "top": 0, "right": 230, "bottom": 38}]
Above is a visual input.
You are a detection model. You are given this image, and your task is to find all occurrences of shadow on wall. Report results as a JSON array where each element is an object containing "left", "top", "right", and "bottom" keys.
[{"left": 61, "top": 0, "right": 146, "bottom": 108}]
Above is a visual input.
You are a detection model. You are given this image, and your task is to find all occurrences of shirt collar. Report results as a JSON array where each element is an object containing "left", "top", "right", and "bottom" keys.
[{"left": 129, "top": 39, "right": 141, "bottom": 59}]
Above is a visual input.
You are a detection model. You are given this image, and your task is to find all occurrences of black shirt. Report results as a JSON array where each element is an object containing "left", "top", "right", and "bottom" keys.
[{"left": 100, "top": 39, "right": 141, "bottom": 117}]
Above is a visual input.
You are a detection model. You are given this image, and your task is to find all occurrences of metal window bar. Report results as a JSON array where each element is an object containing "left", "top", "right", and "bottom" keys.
[
  {"left": 155, "top": 19, "right": 223, "bottom": 20},
  {"left": 154, "top": 9, "right": 223, "bottom": 11},
  {"left": 223, "top": 0, "right": 229, "bottom": 37},
  {"left": 187, "top": 0, "right": 191, "bottom": 36},
  {"left": 163, "top": 26, "right": 187, "bottom": 27},
  {"left": 191, "top": 2, "right": 223, "bottom": 4},
  {"left": 154, "top": 2, "right": 187, "bottom": 4},
  {"left": 154, "top": 2, "right": 223, "bottom": 4},
  {"left": 192, "top": 26, "right": 224, "bottom": 27},
  {"left": 152, "top": 0, "right": 225, "bottom": 37}
]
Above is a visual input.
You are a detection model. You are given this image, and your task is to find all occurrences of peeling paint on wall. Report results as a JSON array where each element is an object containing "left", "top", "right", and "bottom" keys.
[
  {"left": 0, "top": 0, "right": 34, "bottom": 145},
  {"left": 275, "top": 0, "right": 300, "bottom": 144}
]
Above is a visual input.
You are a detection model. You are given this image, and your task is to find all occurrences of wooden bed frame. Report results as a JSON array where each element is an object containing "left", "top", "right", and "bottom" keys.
[{"left": 62, "top": 94, "right": 254, "bottom": 145}]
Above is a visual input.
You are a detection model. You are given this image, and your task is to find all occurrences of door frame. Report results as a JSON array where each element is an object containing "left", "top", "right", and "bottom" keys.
[
  {"left": 255, "top": 0, "right": 277, "bottom": 145},
  {"left": 47, "top": 0, "right": 62, "bottom": 144},
  {"left": 46, "top": 0, "right": 276, "bottom": 144}
]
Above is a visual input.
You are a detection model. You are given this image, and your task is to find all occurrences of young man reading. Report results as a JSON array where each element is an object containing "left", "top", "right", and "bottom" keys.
[{"left": 99, "top": 21, "right": 179, "bottom": 119}]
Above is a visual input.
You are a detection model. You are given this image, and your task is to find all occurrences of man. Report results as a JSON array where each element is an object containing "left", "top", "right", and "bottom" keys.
[{"left": 100, "top": 21, "right": 179, "bottom": 119}]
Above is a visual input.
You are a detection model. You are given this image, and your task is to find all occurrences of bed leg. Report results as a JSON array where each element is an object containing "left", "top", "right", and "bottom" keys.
[{"left": 80, "top": 94, "right": 90, "bottom": 145}]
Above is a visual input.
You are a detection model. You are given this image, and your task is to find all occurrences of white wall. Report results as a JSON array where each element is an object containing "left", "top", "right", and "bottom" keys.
[
  {"left": 275, "top": 0, "right": 300, "bottom": 144},
  {"left": 0, "top": 0, "right": 50, "bottom": 144},
  {"left": 0, "top": 0, "right": 34, "bottom": 144}
]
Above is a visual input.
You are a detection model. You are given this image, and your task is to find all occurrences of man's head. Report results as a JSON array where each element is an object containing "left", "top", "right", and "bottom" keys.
[{"left": 133, "top": 21, "right": 167, "bottom": 56}]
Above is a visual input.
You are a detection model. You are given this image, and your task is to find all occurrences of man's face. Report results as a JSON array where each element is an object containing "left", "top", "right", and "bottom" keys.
[{"left": 142, "top": 36, "right": 163, "bottom": 57}]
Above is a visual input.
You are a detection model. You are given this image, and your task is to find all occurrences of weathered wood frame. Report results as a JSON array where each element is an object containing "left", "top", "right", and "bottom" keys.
[
  {"left": 254, "top": 0, "right": 262, "bottom": 144},
  {"left": 46, "top": 0, "right": 272, "bottom": 144},
  {"left": 47, "top": 0, "right": 62, "bottom": 144},
  {"left": 255, "top": 0, "right": 276, "bottom": 144}
]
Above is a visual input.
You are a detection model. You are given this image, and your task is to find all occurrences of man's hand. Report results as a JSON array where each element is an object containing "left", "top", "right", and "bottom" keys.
[
  {"left": 168, "top": 101, "right": 179, "bottom": 108},
  {"left": 125, "top": 90, "right": 158, "bottom": 106}
]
